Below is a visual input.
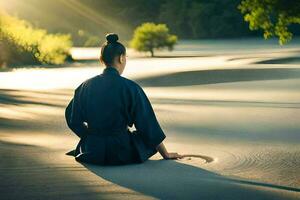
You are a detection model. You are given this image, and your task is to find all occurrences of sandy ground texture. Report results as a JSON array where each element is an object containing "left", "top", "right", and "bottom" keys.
[{"left": 1, "top": 41, "right": 300, "bottom": 199}]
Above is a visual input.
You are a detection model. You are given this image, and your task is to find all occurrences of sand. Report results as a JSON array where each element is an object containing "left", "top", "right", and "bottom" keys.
[{"left": 0, "top": 42, "right": 300, "bottom": 199}]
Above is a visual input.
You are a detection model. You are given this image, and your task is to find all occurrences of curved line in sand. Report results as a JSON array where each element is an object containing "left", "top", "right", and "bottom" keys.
[{"left": 180, "top": 154, "right": 214, "bottom": 163}]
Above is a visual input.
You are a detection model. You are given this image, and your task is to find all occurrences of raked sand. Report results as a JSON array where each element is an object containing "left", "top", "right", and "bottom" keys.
[{"left": 0, "top": 46, "right": 300, "bottom": 199}]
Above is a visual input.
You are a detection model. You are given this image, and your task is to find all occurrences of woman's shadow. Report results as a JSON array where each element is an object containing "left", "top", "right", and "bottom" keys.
[{"left": 80, "top": 156, "right": 300, "bottom": 200}]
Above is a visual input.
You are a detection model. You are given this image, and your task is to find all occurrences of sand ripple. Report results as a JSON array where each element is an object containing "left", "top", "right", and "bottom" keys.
[{"left": 216, "top": 147, "right": 300, "bottom": 187}]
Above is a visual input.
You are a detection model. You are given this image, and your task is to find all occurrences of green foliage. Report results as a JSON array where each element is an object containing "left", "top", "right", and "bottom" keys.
[
  {"left": 2, "top": 0, "right": 299, "bottom": 45},
  {"left": 159, "top": 0, "right": 251, "bottom": 39},
  {"left": 130, "top": 23, "right": 178, "bottom": 57},
  {"left": 84, "top": 36, "right": 100, "bottom": 47},
  {"left": 238, "top": 0, "right": 300, "bottom": 44},
  {"left": 76, "top": 30, "right": 100, "bottom": 47},
  {"left": 0, "top": 0, "right": 269, "bottom": 45},
  {"left": 0, "top": 11, "right": 72, "bottom": 67}
]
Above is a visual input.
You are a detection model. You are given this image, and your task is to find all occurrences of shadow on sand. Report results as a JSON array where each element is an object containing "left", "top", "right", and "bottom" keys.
[
  {"left": 82, "top": 159, "right": 299, "bottom": 200},
  {"left": 135, "top": 68, "right": 300, "bottom": 87},
  {"left": 255, "top": 56, "right": 300, "bottom": 65},
  {"left": 0, "top": 88, "right": 72, "bottom": 107},
  {"left": 0, "top": 88, "right": 72, "bottom": 131}
]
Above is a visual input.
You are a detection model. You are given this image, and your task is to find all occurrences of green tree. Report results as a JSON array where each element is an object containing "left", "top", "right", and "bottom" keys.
[
  {"left": 130, "top": 22, "right": 178, "bottom": 57},
  {"left": 239, "top": 0, "right": 300, "bottom": 44},
  {"left": 0, "top": 11, "right": 72, "bottom": 67}
]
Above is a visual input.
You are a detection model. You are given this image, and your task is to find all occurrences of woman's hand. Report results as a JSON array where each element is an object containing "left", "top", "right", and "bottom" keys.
[
  {"left": 156, "top": 142, "right": 183, "bottom": 160},
  {"left": 164, "top": 152, "right": 183, "bottom": 160}
]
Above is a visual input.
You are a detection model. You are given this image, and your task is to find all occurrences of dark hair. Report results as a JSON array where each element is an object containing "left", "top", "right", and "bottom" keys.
[{"left": 100, "top": 33, "right": 126, "bottom": 66}]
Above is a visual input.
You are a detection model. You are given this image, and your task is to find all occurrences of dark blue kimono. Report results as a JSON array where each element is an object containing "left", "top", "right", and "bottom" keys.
[{"left": 65, "top": 66, "right": 166, "bottom": 165}]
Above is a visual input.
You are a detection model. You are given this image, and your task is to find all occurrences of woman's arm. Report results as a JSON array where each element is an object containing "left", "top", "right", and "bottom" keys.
[
  {"left": 65, "top": 85, "right": 89, "bottom": 138},
  {"left": 131, "top": 85, "right": 182, "bottom": 160},
  {"left": 156, "top": 142, "right": 183, "bottom": 159}
]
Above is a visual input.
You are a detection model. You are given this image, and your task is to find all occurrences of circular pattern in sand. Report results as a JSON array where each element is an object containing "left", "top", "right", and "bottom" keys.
[{"left": 179, "top": 154, "right": 214, "bottom": 163}]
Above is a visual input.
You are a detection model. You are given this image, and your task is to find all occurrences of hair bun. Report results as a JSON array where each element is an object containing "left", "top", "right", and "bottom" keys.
[{"left": 106, "top": 33, "right": 119, "bottom": 43}]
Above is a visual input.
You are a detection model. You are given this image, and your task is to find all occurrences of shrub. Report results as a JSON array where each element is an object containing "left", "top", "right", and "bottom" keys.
[
  {"left": 130, "top": 22, "right": 178, "bottom": 57},
  {"left": 0, "top": 11, "right": 72, "bottom": 67}
]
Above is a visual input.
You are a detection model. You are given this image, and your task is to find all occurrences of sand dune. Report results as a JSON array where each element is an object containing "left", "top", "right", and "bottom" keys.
[{"left": 135, "top": 68, "right": 300, "bottom": 87}]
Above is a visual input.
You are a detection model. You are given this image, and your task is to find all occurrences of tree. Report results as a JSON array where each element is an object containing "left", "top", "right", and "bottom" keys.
[
  {"left": 130, "top": 22, "right": 178, "bottom": 57},
  {"left": 0, "top": 10, "right": 72, "bottom": 67},
  {"left": 238, "top": 0, "right": 300, "bottom": 44}
]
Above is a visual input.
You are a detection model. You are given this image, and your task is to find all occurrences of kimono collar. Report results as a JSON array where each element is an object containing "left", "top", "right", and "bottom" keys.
[{"left": 102, "top": 66, "right": 120, "bottom": 75}]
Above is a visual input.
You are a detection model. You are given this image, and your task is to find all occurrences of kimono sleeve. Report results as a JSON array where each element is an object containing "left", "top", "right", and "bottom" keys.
[
  {"left": 65, "top": 84, "right": 88, "bottom": 138},
  {"left": 132, "top": 85, "right": 166, "bottom": 149}
]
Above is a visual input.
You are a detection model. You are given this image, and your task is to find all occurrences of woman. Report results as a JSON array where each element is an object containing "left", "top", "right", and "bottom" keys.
[{"left": 65, "top": 33, "right": 182, "bottom": 165}]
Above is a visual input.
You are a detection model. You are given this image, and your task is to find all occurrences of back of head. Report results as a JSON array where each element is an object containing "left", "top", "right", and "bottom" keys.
[{"left": 100, "top": 33, "right": 126, "bottom": 66}]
